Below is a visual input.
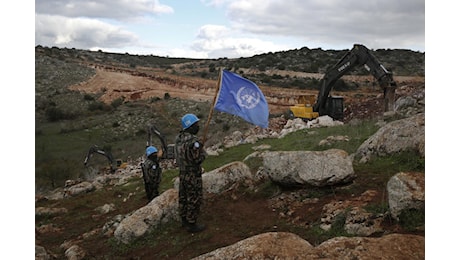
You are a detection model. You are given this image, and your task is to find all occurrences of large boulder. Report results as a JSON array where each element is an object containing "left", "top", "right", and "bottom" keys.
[
  {"left": 262, "top": 149, "right": 355, "bottom": 187},
  {"left": 192, "top": 232, "right": 313, "bottom": 259},
  {"left": 387, "top": 172, "right": 425, "bottom": 220},
  {"left": 113, "top": 189, "right": 179, "bottom": 244},
  {"left": 174, "top": 161, "right": 256, "bottom": 196},
  {"left": 192, "top": 232, "right": 424, "bottom": 259},
  {"left": 202, "top": 161, "right": 254, "bottom": 195},
  {"left": 355, "top": 113, "right": 425, "bottom": 163},
  {"left": 310, "top": 233, "right": 424, "bottom": 259},
  {"left": 64, "top": 181, "right": 95, "bottom": 197}
]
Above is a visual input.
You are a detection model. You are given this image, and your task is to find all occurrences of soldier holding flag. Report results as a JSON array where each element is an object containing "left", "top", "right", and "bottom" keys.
[{"left": 175, "top": 113, "right": 207, "bottom": 233}]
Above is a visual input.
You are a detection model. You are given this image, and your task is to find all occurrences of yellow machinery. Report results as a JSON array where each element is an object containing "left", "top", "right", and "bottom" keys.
[{"left": 289, "top": 95, "right": 319, "bottom": 121}]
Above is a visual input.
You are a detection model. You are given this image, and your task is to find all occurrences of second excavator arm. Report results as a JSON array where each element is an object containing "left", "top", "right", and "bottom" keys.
[
  {"left": 84, "top": 145, "right": 116, "bottom": 173},
  {"left": 147, "top": 124, "right": 175, "bottom": 159}
]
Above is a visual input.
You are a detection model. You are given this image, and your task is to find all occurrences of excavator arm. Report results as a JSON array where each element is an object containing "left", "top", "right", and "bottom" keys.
[
  {"left": 84, "top": 145, "right": 116, "bottom": 173},
  {"left": 313, "top": 44, "right": 397, "bottom": 119},
  {"left": 147, "top": 124, "right": 175, "bottom": 159}
]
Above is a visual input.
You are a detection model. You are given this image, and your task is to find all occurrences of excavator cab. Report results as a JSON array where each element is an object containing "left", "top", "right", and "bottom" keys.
[{"left": 324, "top": 96, "right": 344, "bottom": 121}]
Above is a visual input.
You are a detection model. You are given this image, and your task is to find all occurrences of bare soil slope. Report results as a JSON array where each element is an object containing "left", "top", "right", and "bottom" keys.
[{"left": 69, "top": 67, "right": 424, "bottom": 120}]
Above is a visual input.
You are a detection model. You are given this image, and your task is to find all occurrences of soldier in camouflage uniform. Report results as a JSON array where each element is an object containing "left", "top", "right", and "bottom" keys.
[
  {"left": 175, "top": 113, "right": 206, "bottom": 233},
  {"left": 141, "top": 146, "right": 162, "bottom": 201}
]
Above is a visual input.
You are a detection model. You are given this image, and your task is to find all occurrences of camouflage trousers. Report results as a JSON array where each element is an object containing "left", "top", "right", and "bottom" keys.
[
  {"left": 143, "top": 170, "right": 161, "bottom": 201},
  {"left": 179, "top": 167, "right": 203, "bottom": 224}
]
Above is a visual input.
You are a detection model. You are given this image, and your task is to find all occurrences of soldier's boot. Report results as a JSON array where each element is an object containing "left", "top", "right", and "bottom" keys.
[
  {"left": 186, "top": 222, "right": 206, "bottom": 233},
  {"left": 181, "top": 216, "right": 206, "bottom": 232}
]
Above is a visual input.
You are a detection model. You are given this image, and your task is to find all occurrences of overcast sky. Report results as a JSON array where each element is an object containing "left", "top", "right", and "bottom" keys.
[{"left": 35, "top": 0, "right": 425, "bottom": 59}]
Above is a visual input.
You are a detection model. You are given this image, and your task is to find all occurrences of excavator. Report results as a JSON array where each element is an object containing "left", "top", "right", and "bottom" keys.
[
  {"left": 289, "top": 44, "right": 397, "bottom": 121},
  {"left": 83, "top": 145, "right": 127, "bottom": 174},
  {"left": 83, "top": 125, "right": 173, "bottom": 175},
  {"left": 146, "top": 123, "right": 175, "bottom": 159}
]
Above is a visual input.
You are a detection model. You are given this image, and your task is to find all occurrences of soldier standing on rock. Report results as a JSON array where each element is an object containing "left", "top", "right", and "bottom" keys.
[
  {"left": 141, "top": 146, "right": 162, "bottom": 201},
  {"left": 175, "top": 113, "right": 206, "bottom": 233}
]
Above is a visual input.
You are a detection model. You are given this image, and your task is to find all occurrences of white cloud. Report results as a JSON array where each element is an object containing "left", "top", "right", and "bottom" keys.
[
  {"left": 35, "top": 14, "right": 139, "bottom": 49},
  {"left": 189, "top": 24, "right": 291, "bottom": 58},
  {"left": 35, "top": 0, "right": 173, "bottom": 20},
  {"left": 196, "top": 25, "right": 230, "bottom": 39},
  {"left": 225, "top": 0, "right": 425, "bottom": 51}
]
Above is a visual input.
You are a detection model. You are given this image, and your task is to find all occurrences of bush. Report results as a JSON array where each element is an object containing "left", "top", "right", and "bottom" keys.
[
  {"left": 111, "top": 97, "right": 124, "bottom": 108},
  {"left": 88, "top": 101, "right": 106, "bottom": 111},
  {"left": 45, "top": 107, "right": 64, "bottom": 121},
  {"left": 45, "top": 107, "right": 75, "bottom": 121},
  {"left": 399, "top": 208, "right": 425, "bottom": 231},
  {"left": 83, "top": 94, "right": 95, "bottom": 101},
  {"left": 150, "top": 97, "right": 161, "bottom": 102}
]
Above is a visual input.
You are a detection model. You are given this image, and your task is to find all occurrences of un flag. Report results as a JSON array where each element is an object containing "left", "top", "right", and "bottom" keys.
[{"left": 214, "top": 70, "right": 269, "bottom": 128}]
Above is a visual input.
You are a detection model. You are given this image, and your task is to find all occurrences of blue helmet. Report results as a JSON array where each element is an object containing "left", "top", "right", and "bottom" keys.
[
  {"left": 181, "top": 113, "right": 200, "bottom": 130},
  {"left": 146, "top": 146, "right": 158, "bottom": 157}
]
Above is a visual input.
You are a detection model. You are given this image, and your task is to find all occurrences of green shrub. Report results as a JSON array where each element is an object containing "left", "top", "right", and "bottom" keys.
[
  {"left": 363, "top": 202, "right": 389, "bottom": 215},
  {"left": 111, "top": 97, "right": 124, "bottom": 108},
  {"left": 88, "top": 101, "right": 106, "bottom": 111},
  {"left": 83, "top": 94, "right": 95, "bottom": 101},
  {"left": 45, "top": 107, "right": 75, "bottom": 121},
  {"left": 399, "top": 208, "right": 425, "bottom": 231}
]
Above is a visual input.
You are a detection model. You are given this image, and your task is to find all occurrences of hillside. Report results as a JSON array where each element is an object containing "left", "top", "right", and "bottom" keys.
[
  {"left": 35, "top": 46, "right": 424, "bottom": 259},
  {"left": 35, "top": 45, "right": 424, "bottom": 192}
]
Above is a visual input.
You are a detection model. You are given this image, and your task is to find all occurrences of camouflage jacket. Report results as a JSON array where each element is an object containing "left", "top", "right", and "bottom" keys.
[
  {"left": 175, "top": 131, "right": 206, "bottom": 172},
  {"left": 141, "top": 158, "right": 161, "bottom": 183}
]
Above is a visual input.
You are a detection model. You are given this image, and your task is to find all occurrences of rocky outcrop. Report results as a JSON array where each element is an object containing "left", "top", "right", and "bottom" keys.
[
  {"left": 192, "top": 232, "right": 313, "bottom": 259},
  {"left": 309, "top": 233, "right": 424, "bottom": 259},
  {"left": 262, "top": 149, "right": 355, "bottom": 186},
  {"left": 64, "top": 245, "right": 86, "bottom": 260},
  {"left": 63, "top": 181, "right": 95, "bottom": 197},
  {"left": 113, "top": 189, "right": 179, "bottom": 244},
  {"left": 192, "top": 232, "right": 424, "bottom": 260},
  {"left": 355, "top": 113, "right": 425, "bottom": 163},
  {"left": 319, "top": 190, "right": 384, "bottom": 236},
  {"left": 35, "top": 245, "right": 52, "bottom": 260},
  {"left": 387, "top": 172, "right": 425, "bottom": 220},
  {"left": 35, "top": 207, "right": 68, "bottom": 216}
]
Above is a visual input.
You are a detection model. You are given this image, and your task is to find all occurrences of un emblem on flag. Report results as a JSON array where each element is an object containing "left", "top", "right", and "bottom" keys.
[{"left": 236, "top": 87, "right": 260, "bottom": 109}]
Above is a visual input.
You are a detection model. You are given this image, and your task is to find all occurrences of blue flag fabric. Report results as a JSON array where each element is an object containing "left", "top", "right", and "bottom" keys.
[{"left": 214, "top": 70, "right": 269, "bottom": 128}]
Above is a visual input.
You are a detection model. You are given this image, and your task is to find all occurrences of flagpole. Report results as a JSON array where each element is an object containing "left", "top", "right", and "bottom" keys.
[{"left": 202, "top": 68, "right": 223, "bottom": 145}]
